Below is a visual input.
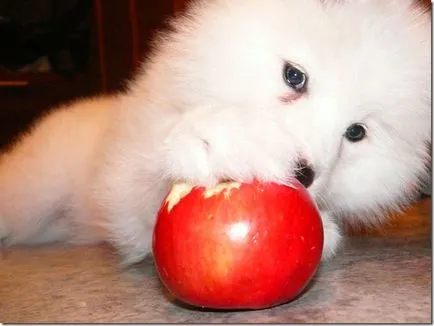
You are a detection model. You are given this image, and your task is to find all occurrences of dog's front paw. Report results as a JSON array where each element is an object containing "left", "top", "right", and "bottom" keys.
[
  {"left": 320, "top": 211, "right": 343, "bottom": 260},
  {"left": 117, "top": 235, "right": 153, "bottom": 268},
  {"left": 164, "top": 127, "right": 218, "bottom": 187},
  {"left": 164, "top": 106, "right": 296, "bottom": 187}
]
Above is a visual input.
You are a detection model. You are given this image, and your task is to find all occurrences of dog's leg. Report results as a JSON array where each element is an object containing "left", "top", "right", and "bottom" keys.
[
  {"left": 88, "top": 145, "right": 170, "bottom": 266},
  {"left": 320, "top": 210, "right": 342, "bottom": 260}
]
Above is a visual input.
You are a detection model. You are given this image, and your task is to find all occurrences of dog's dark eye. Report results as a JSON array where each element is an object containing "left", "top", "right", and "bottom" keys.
[
  {"left": 283, "top": 63, "right": 307, "bottom": 92},
  {"left": 345, "top": 123, "right": 367, "bottom": 142}
]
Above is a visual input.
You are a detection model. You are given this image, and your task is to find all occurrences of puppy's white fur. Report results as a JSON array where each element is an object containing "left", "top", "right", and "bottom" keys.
[{"left": 0, "top": 0, "right": 431, "bottom": 265}]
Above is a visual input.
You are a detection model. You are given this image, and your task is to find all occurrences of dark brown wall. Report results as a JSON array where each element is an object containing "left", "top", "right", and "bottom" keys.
[
  {"left": 0, "top": 0, "right": 179, "bottom": 149},
  {"left": 93, "top": 0, "right": 174, "bottom": 93}
]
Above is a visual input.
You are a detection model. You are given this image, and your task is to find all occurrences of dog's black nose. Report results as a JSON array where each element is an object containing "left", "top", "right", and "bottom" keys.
[{"left": 295, "top": 160, "right": 315, "bottom": 188}]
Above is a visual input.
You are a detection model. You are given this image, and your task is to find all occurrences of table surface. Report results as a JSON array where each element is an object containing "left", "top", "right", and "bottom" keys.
[{"left": 0, "top": 199, "right": 431, "bottom": 323}]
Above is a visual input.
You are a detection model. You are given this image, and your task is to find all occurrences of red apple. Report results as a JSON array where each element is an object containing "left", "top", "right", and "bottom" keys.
[{"left": 152, "top": 179, "right": 323, "bottom": 310}]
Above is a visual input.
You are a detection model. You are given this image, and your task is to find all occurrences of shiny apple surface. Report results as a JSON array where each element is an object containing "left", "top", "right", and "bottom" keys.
[{"left": 152, "top": 180, "right": 323, "bottom": 310}]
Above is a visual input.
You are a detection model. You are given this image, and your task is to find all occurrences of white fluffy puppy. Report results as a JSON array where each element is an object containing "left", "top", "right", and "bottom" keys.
[{"left": 0, "top": 0, "right": 431, "bottom": 265}]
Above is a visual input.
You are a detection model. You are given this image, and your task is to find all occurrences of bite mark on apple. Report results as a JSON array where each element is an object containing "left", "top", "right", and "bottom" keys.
[
  {"left": 166, "top": 183, "right": 194, "bottom": 212},
  {"left": 204, "top": 181, "right": 241, "bottom": 199}
]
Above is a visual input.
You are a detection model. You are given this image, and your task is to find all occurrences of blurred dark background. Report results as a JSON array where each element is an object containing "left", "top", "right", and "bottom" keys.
[{"left": 0, "top": 0, "right": 190, "bottom": 149}]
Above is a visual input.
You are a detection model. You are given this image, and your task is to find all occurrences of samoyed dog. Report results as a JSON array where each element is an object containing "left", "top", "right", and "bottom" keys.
[{"left": 0, "top": 0, "right": 431, "bottom": 265}]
